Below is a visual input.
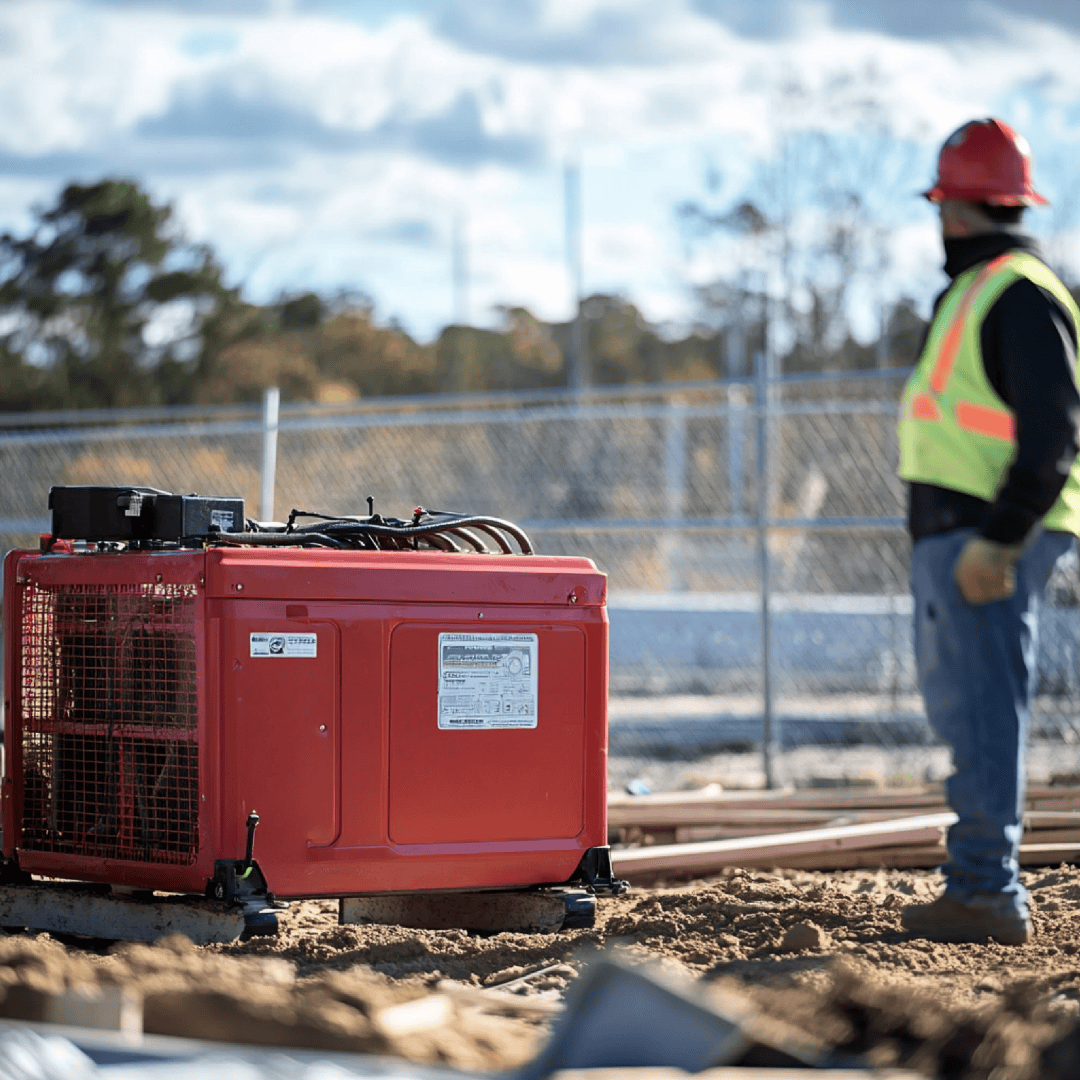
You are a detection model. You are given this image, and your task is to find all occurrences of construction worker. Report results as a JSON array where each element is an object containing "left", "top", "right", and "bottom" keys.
[{"left": 897, "top": 118, "right": 1080, "bottom": 945}]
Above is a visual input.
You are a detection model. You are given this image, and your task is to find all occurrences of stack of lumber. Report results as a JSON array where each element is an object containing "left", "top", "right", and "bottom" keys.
[{"left": 608, "top": 785, "right": 1080, "bottom": 879}]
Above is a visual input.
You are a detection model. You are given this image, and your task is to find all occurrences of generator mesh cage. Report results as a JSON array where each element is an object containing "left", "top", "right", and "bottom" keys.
[{"left": 18, "top": 581, "right": 200, "bottom": 865}]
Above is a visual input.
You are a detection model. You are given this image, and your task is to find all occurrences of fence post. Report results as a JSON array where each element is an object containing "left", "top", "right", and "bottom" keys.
[
  {"left": 260, "top": 386, "right": 280, "bottom": 523},
  {"left": 727, "top": 384, "right": 746, "bottom": 518},
  {"left": 663, "top": 399, "right": 688, "bottom": 591},
  {"left": 755, "top": 353, "right": 777, "bottom": 788}
]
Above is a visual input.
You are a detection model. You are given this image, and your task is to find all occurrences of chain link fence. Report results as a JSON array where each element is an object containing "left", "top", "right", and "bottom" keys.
[{"left": 2, "top": 371, "right": 1078, "bottom": 791}]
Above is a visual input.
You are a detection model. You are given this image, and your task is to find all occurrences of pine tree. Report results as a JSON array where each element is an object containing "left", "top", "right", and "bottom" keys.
[{"left": 0, "top": 179, "right": 233, "bottom": 409}]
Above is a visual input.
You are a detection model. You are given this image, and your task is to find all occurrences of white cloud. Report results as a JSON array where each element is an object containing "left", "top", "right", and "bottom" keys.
[{"left": 2, "top": 0, "right": 1080, "bottom": 343}]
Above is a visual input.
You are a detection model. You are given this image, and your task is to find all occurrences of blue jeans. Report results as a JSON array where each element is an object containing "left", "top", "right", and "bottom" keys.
[{"left": 912, "top": 527, "right": 1075, "bottom": 918}]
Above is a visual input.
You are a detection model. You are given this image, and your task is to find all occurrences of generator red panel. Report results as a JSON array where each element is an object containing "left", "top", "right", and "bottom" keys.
[
  {"left": 219, "top": 619, "right": 340, "bottom": 855},
  {"left": 388, "top": 621, "right": 586, "bottom": 845}
]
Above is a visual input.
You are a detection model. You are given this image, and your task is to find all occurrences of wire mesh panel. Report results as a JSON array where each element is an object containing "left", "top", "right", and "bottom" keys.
[
  {"left": 1, "top": 374, "right": 1078, "bottom": 792},
  {"left": 18, "top": 581, "right": 199, "bottom": 864}
]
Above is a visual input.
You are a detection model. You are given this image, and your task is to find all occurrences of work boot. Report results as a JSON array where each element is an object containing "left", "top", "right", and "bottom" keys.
[{"left": 900, "top": 894, "right": 1031, "bottom": 945}]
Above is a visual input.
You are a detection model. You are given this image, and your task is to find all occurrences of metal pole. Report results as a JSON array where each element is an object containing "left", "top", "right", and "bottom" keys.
[
  {"left": 260, "top": 386, "right": 280, "bottom": 523},
  {"left": 877, "top": 303, "right": 890, "bottom": 368},
  {"left": 727, "top": 384, "right": 746, "bottom": 519},
  {"left": 755, "top": 351, "right": 777, "bottom": 788},
  {"left": 564, "top": 160, "right": 589, "bottom": 389},
  {"left": 663, "top": 400, "right": 688, "bottom": 591}
]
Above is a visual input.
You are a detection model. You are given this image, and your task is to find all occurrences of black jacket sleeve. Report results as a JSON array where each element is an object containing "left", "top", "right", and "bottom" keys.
[{"left": 979, "top": 278, "right": 1080, "bottom": 544}]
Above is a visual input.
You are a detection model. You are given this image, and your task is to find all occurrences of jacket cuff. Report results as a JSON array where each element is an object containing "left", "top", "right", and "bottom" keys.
[{"left": 980, "top": 501, "right": 1041, "bottom": 545}]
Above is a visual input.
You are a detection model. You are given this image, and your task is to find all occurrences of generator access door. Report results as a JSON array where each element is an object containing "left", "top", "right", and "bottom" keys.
[
  {"left": 220, "top": 620, "right": 341, "bottom": 854},
  {"left": 388, "top": 622, "right": 587, "bottom": 845}
]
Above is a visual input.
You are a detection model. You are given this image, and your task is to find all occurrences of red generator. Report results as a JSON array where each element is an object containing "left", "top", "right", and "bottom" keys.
[{"left": 1, "top": 487, "right": 622, "bottom": 941}]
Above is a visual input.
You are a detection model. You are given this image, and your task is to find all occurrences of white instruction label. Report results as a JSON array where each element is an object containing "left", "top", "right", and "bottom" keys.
[
  {"left": 250, "top": 632, "right": 318, "bottom": 658},
  {"left": 438, "top": 633, "right": 538, "bottom": 729}
]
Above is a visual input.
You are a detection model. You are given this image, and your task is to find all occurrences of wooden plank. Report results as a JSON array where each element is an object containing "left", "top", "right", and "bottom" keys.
[
  {"left": 609, "top": 785, "right": 1080, "bottom": 813},
  {"left": 1025, "top": 787, "right": 1080, "bottom": 810},
  {"left": 674, "top": 824, "right": 835, "bottom": 843},
  {"left": 611, "top": 805, "right": 937, "bottom": 829},
  {"left": 737, "top": 844, "right": 946, "bottom": 871},
  {"left": 703, "top": 841, "right": 1080, "bottom": 872},
  {"left": 608, "top": 787, "right": 946, "bottom": 815},
  {"left": 1018, "top": 842, "right": 1080, "bottom": 866},
  {"left": 1021, "top": 828, "right": 1080, "bottom": 845},
  {"left": 610, "top": 792, "right": 1080, "bottom": 833},
  {"left": 672, "top": 813, "right": 924, "bottom": 842},
  {"left": 610, "top": 813, "right": 956, "bottom": 876},
  {"left": 654, "top": 822, "right": 1080, "bottom": 846},
  {"left": 1024, "top": 810, "right": 1080, "bottom": 827}
]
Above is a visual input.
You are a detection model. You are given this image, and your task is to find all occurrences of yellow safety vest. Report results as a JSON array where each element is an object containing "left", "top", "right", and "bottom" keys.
[{"left": 899, "top": 250, "right": 1080, "bottom": 535}]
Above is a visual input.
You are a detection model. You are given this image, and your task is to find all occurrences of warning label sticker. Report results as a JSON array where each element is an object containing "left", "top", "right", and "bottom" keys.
[
  {"left": 438, "top": 633, "right": 538, "bottom": 730},
  {"left": 211, "top": 509, "right": 238, "bottom": 532},
  {"left": 250, "top": 632, "right": 318, "bottom": 658}
]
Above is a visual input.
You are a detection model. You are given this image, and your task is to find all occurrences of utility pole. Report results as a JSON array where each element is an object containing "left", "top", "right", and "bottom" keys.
[
  {"left": 452, "top": 212, "right": 469, "bottom": 326},
  {"left": 564, "top": 161, "right": 589, "bottom": 389}
]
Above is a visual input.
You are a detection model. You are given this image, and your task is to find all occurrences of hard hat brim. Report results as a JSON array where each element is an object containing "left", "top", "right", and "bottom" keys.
[{"left": 923, "top": 184, "right": 1050, "bottom": 207}]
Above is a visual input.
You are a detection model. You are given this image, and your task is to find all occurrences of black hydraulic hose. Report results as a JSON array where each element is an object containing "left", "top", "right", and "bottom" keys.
[
  {"left": 464, "top": 517, "right": 533, "bottom": 555},
  {"left": 288, "top": 509, "right": 402, "bottom": 529},
  {"left": 216, "top": 532, "right": 349, "bottom": 549},
  {"left": 317, "top": 515, "right": 533, "bottom": 553},
  {"left": 220, "top": 513, "right": 533, "bottom": 554},
  {"left": 425, "top": 531, "right": 462, "bottom": 553},
  {"left": 467, "top": 522, "right": 514, "bottom": 555},
  {"left": 293, "top": 516, "right": 413, "bottom": 534},
  {"left": 445, "top": 527, "right": 488, "bottom": 552}
]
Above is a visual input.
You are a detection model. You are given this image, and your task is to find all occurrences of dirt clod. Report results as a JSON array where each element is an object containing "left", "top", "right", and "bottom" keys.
[{"left": 778, "top": 921, "right": 830, "bottom": 952}]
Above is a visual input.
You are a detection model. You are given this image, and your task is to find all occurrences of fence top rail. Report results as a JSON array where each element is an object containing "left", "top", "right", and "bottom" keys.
[
  {"left": 0, "top": 397, "right": 905, "bottom": 449},
  {"left": 0, "top": 367, "right": 915, "bottom": 432}
]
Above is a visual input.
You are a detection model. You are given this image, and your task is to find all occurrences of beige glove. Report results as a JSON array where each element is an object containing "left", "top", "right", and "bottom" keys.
[{"left": 953, "top": 537, "right": 1024, "bottom": 605}]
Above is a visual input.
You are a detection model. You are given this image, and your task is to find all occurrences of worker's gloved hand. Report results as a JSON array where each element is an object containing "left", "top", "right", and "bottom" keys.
[{"left": 953, "top": 537, "right": 1024, "bottom": 605}]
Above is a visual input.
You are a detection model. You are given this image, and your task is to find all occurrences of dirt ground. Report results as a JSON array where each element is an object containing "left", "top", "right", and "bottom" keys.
[{"left": 5, "top": 864, "right": 1080, "bottom": 1076}]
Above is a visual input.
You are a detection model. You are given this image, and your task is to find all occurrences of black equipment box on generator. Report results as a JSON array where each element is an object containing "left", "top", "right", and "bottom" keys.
[{"left": 48, "top": 486, "right": 245, "bottom": 544}]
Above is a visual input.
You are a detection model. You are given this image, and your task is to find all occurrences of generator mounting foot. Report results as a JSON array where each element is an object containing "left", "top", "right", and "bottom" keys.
[{"left": 239, "top": 899, "right": 279, "bottom": 939}]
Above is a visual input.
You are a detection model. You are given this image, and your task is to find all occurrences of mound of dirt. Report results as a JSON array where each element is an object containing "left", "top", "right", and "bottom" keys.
[{"left": 3, "top": 864, "right": 1080, "bottom": 1076}]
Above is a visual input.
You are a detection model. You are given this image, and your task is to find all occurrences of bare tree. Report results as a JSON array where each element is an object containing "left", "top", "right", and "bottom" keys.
[{"left": 679, "top": 66, "right": 927, "bottom": 373}]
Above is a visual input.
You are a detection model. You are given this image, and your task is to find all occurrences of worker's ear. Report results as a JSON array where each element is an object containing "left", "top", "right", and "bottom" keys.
[{"left": 940, "top": 201, "right": 995, "bottom": 238}]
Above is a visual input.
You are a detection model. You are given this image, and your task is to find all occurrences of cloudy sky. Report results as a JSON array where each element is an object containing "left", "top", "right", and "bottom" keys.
[{"left": 3, "top": 0, "right": 1080, "bottom": 342}]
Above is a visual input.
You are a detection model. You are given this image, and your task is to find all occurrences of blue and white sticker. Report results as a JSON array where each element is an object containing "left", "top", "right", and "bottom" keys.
[
  {"left": 437, "top": 632, "right": 538, "bottom": 729},
  {"left": 250, "top": 632, "right": 318, "bottom": 658}
]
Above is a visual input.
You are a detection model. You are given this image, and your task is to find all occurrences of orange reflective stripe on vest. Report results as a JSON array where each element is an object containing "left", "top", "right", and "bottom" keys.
[
  {"left": 907, "top": 390, "right": 941, "bottom": 419},
  {"left": 928, "top": 253, "right": 1013, "bottom": 393},
  {"left": 955, "top": 400, "right": 1015, "bottom": 442},
  {"left": 909, "top": 392, "right": 942, "bottom": 421}
]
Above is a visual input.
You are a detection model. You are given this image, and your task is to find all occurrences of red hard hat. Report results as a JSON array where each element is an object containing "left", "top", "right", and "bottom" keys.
[{"left": 924, "top": 118, "right": 1048, "bottom": 206}]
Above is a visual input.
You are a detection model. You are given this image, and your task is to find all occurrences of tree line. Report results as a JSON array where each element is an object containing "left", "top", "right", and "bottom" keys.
[{"left": 0, "top": 178, "right": 936, "bottom": 413}]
